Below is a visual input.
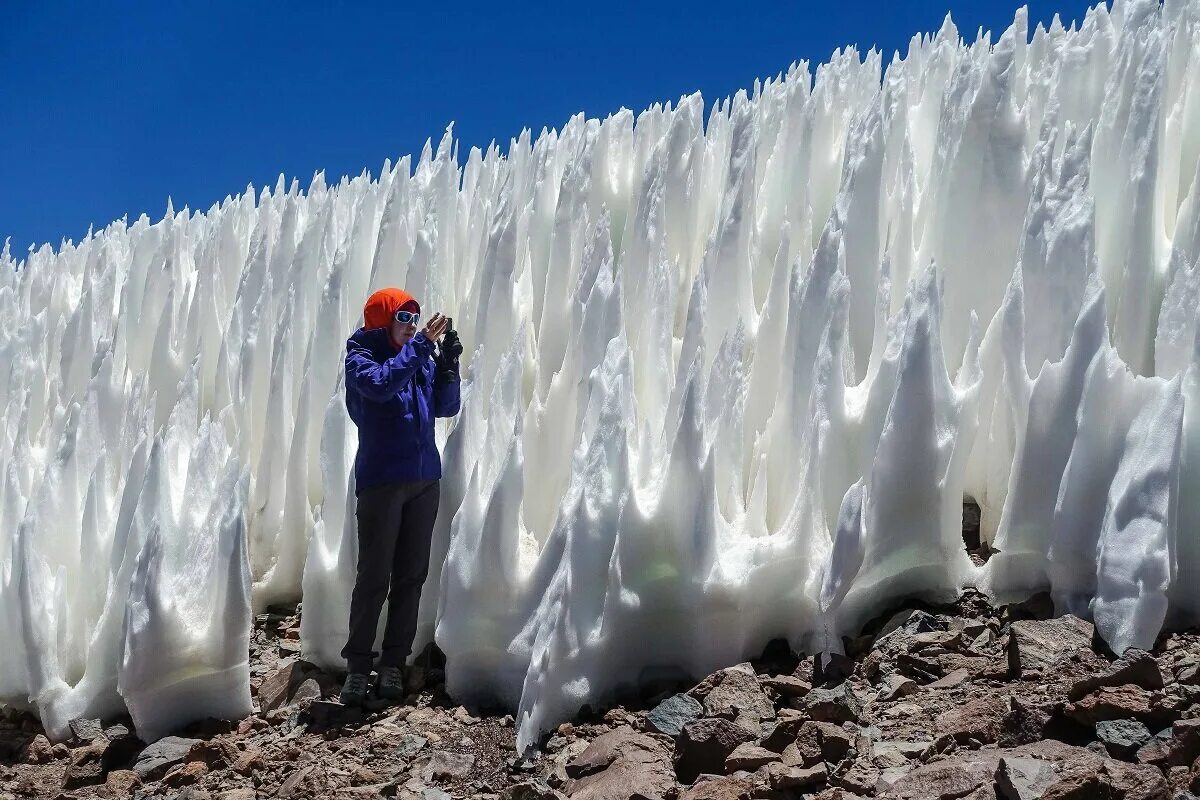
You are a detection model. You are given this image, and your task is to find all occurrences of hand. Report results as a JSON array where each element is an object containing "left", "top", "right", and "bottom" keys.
[
  {"left": 421, "top": 313, "right": 450, "bottom": 343},
  {"left": 440, "top": 328, "right": 463, "bottom": 360}
]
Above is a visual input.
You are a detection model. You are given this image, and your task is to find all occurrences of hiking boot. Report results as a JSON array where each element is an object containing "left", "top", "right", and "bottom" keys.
[
  {"left": 339, "top": 672, "right": 369, "bottom": 707},
  {"left": 377, "top": 665, "right": 405, "bottom": 701}
]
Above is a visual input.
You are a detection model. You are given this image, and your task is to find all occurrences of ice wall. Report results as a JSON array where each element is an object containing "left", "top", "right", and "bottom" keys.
[{"left": 2, "top": 0, "right": 1200, "bottom": 751}]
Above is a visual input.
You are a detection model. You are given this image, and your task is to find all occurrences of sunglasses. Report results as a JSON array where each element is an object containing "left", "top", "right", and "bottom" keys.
[{"left": 394, "top": 309, "right": 421, "bottom": 325}]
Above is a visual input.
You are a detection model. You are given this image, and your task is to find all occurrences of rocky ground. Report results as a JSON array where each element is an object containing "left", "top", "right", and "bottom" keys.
[{"left": 3, "top": 553, "right": 1200, "bottom": 799}]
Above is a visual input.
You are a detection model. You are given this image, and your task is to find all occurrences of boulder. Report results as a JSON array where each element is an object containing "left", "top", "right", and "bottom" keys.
[
  {"left": 761, "top": 676, "right": 811, "bottom": 698},
  {"left": 419, "top": 750, "right": 477, "bottom": 783},
  {"left": 935, "top": 695, "right": 1009, "bottom": 747},
  {"left": 723, "top": 743, "right": 778, "bottom": 772},
  {"left": 879, "top": 673, "right": 918, "bottom": 701},
  {"left": 61, "top": 739, "right": 108, "bottom": 789},
  {"left": 1065, "top": 684, "right": 1176, "bottom": 727},
  {"left": 257, "top": 659, "right": 302, "bottom": 712},
  {"left": 133, "top": 736, "right": 201, "bottom": 780},
  {"left": 1095, "top": 719, "right": 1152, "bottom": 760},
  {"left": 803, "top": 683, "right": 862, "bottom": 724},
  {"left": 1067, "top": 649, "right": 1164, "bottom": 701},
  {"left": 674, "top": 718, "right": 757, "bottom": 784},
  {"left": 995, "top": 756, "right": 1057, "bottom": 800},
  {"left": 504, "top": 780, "right": 568, "bottom": 800},
  {"left": 1039, "top": 756, "right": 1169, "bottom": 800},
  {"left": 565, "top": 726, "right": 669, "bottom": 779},
  {"left": 1007, "top": 616, "right": 1093, "bottom": 676},
  {"left": 883, "top": 756, "right": 995, "bottom": 799},
  {"left": 646, "top": 693, "right": 704, "bottom": 738},
  {"left": 767, "top": 761, "right": 828, "bottom": 790},
  {"left": 677, "top": 774, "right": 758, "bottom": 800},
  {"left": 703, "top": 669, "right": 774, "bottom": 721},
  {"left": 68, "top": 717, "right": 103, "bottom": 744}
]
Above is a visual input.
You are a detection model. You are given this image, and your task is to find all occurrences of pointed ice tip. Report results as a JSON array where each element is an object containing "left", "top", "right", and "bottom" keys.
[{"left": 165, "top": 197, "right": 175, "bottom": 218}]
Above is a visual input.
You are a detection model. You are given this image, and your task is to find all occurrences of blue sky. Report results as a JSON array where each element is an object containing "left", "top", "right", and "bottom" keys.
[{"left": 1, "top": 0, "right": 1100, "bottom": 254}]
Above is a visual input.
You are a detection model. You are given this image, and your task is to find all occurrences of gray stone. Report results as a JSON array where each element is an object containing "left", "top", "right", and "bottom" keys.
[
  {"left": 804, "top": 682, "right": 862, "bottom": 724},
  {"left": 422, "top": 790, "right": 452, "bottom": 800},
  {"left": 68, "top": 717, "right": 103, "bottom": 743},
  {"left": 133, "top": 736, "right": 200, "bottom": 780},
  {"left": 995, "top": 756, "right": 1057, "bottom": 800},
  {"left": 397, "top": 733, "right": 429, "bottom": 759},
  {"left": 879, "top": 673, "right": 918, "bottom": 701},
  {"left": 420, "top": 750, "right": 476, "bottom": 783},
  {"left": 503, "top": 780, "right": 567, "bottom": 800},
  {"left": 1007, "top": 615, "right": 1093, "bottom": 676},
  {"left": 1096, "top": 719, "right": 1153, "bottom": 760},
  {"left": 288, "top": 677, "right": 322, "bottom": 706},
  {"left": 646, "top": 692, "right": 703, "bottom": 738},
  {"left": 723, "top": 742, "right": 779, "bottom": 772}
]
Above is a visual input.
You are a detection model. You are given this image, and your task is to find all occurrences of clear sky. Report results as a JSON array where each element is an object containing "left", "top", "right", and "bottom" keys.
[{"left": 1, "top": 0, "right": 1101, "bottom": 254}]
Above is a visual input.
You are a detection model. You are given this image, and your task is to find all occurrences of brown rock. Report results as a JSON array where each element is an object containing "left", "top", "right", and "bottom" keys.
[
  {"left": 1136, "top": 718, "right": 1200, "bottom": 767},
  {"left": 675, "top": 718, "right": 757, "bottom": 784},
  {"left": 723, "top": 743, "right": 778, "bottom": 772},
  {"left": 925, "top": 668, "right": 972, "bottom": 690},
  {"left": 884, "top": 756, "right": 995, "bottom": 799},
  {"left": 565, "top": 741, "right": 675, "bottom": 800},
  {"left": 767, "top": 761, "right": 828, "bottom": 790},
  {"left": 1065, "top": 684, "right": 1175, "bottom": 727},
  {"left": 62, "top": 738, "right": 108, "bottom": 789},
  {"left": 565, "top": 726, "right": 670, "bottom": 779},
  {"left": 803, "top": 683, "right": 862, "bottom": 724},
  {"left": 232, "top": 746, "right": 265, "bottom": 776},
  {"left": 504, "top": 780, "right": 568, "bottom": 800},
  {"left": 186, "top": 737, "right": 241, "bottom": 768},
  {"left": 217, "top": 788, "right": 256, "bottom": 800},
  {"left": 162, "top": 760, "right": 208, "bottom": 787},
  {"left": 350, "top": 765, "right": 382, "bottom": 785},
  {"left": 21, "top": 733, "right": 53, "bottom": 764},
  {"left": 995, "top": 755, "right": 1058, "bottom": 800},
  {"left": 257, "top": 659, "right": 302, "bottom": 712},
  {"left": 1040, "top": 756, "right": 1169, "bottom": 800},
  {"left": 879, "top": 673, "right": 918, "bottom": 701},
  {"left": 419, "top": 750, "right": 477, "bottom": 782},
  {"left": 1067, "top": 649, "right": 1164, "bottom": 701},
  {"left": 677, "top": 774, "right": 758, "bottom": 800},
  {"left": 935, "top": 694, "right": 1009, "bottom": 746},
  {"left": 1007, "top": 616, "right": 1093, "bottom": 676},
  {"left": 103, "top": 769, "right": 141, "bottom": 796},
  {"left": 702, "top": 667, "right": 775, "bottom": 734}
]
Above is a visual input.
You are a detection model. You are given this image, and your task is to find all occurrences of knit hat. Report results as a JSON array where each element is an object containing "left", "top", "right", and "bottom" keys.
[{"left": 363, "top": 288, "right": 420, "bottom": 330}]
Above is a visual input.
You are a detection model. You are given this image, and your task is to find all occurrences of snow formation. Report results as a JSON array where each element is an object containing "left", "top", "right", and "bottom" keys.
[{"left": 2, "top": 0, "right": 1200, "bottom": 752}]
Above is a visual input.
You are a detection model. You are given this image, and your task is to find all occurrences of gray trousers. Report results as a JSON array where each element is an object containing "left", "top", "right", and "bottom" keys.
[{"left": 342, "top": 479, "right": 440, "bottom": 675}]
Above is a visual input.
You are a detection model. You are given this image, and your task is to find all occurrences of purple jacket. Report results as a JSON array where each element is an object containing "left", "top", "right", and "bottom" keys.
[{"left": 344, "top": 327, "right": 461, "bottom": 494}]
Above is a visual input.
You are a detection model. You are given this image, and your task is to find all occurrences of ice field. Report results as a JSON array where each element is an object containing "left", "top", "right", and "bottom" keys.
[{"left": 3, "top": 0, "right": 1200, "bottom": 751}]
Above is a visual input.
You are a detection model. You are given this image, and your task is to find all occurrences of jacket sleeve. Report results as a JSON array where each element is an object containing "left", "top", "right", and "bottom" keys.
[
  {"left": 345, "top": 333, "right": 436, "bottom": 403},
  {"left": 432, "top": 361, "right": 461, "bottom": 418}
]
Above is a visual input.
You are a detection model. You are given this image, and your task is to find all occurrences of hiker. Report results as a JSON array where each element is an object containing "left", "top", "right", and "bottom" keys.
[{"left": 339, "top": 288, "right": 463, "bottom": 706}]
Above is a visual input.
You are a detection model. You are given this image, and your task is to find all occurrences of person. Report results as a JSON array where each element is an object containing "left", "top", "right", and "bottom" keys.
[{"left": 339, "top": 287, "right": 463, "bottom": 706}]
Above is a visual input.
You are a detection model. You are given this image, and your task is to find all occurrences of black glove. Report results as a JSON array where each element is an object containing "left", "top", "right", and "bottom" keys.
[{"left": 436, "top": 325, "right": 462, "bottom": 382}]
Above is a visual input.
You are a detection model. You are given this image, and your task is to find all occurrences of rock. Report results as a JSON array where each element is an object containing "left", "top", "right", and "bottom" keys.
[
  {"left": 68, "top": 717, "right": 103, "bottom": 743},
  {"left": 232, "top": 746, "right": 265, "bottom": 776},
  {"left": 761, "top": 675, "right": 811, "bottom": 698},
  {"left": 702, "top": 667, "right": 775, "bottom": 734},
  {"left": 277, "top": 765, "right": 316, "bottom": 798},
  {"left": 133, "top": 736, "right": 201, "bottom": 780},
  {"left": 564, "top": 730, "right": 675, "bottom": 800},
  {"left": 565, "top": 727, "right": 669, "bottom": 779},
  {"left": 815, "top": 653, "right": 856, "bottom": 685},
  {"left": 1067, "top": 649, "right": 1164, "bottom": 701},
  {"left": 420, "top": 750, "right": 476, "bottom": 783},
  {"left": 646, "top": 693, "right": 704, "bottom": 738},
  {"left": 423, "top": 790, "right": 452, "bottom": 800},
  {"left": 884, "top": 756, "right": 995, "bottom": 799},
  {"left": 186, "top": 738, "right": 241, "bottom": 768},
  {"left": 503, "top": 780, "right": 568, "bottom": 800},
  {"left": 163, "top": 760, "right": 208, "bottom": 787},
  {"left": 767, "top": 761, "right": 828, "bottom": 790},
  {"left": 1007, "top": 616, "right": 1093, "bottom": 676},
  {"left": 102, "top": 722, "right": 131, "bottom": 740},
  {"left": 995, "top": 756, "right": 1057, "bottom": 800},
  {"left": 935, "top": 695, "right": 1008, "bottom": 747},
  {"left": 871, "top": 740, "right": 931, "bottom": 768},
  {"left": 803, "top": 682, "right": 862, "bottom": 724},
  {"left": 303, "top": 699, "right": 365, "bottom": 728},
  {"left": 104, "top": 769, "right": 140, "bottom": 795},
  {"left": 677, "top": 774, "right": 758, "bottom": 800},
  {"left": 879, "top": 673, "right": 918, "bottom": 701},
  {"left": 257, "top": 659, "right": 301, "bottom": 712},
  {"left": 674, "top": 718, "right": 757, "bottom": 784},
  {"left": 61, "top": 739, "right": 108, "bottom": 789},
  {"left": 290, "top": 677, "right": 322, "bottom": 706},
  {"left": 397, "top": 733, "right": 430, "bottom": 758},
  {"left": 216, "top": 790, "right": 255, "bottom": 800},
  {"left": 924, "top": 668, "right": 972, "bottom": 690},
  {"left": 1039, "top": 755, "right": 1169, "bottom": 799},
  {"left": 874, "top": 610, "right": 949, "bottom": 652},
  {"left": 1136, "top": 718, "right": 1200, "bottom": 767},
  {"left": 723, "top": 743, "right": 779, "bottom": 772},
  {"left": 1095, "top": 719, "right": 1153, "bottom": 760},
  {"left": 21, "top": 733, "right": 52, "bottom": 764},
  {"left": 1066, "top": 684, "right": 1174, "bottom": 727}
]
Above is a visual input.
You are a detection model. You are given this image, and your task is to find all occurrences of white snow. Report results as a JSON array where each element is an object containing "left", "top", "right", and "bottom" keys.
[{"left": 2, "top": 0, "right": 1200, "bottom": 752}]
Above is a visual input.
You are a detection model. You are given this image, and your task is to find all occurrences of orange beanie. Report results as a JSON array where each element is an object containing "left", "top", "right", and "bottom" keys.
[{"left": 363, "top": 288, "right": 420, "bottom": 330}]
